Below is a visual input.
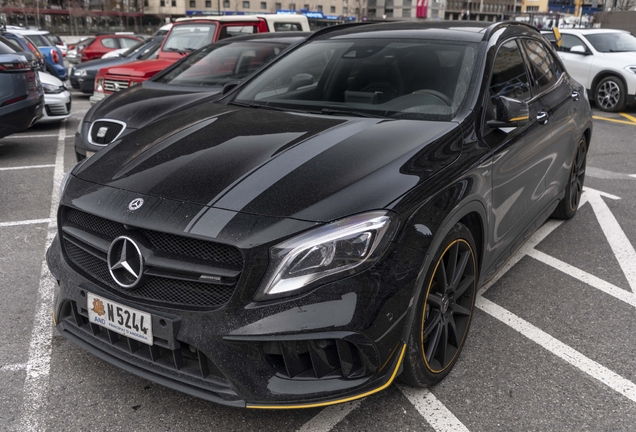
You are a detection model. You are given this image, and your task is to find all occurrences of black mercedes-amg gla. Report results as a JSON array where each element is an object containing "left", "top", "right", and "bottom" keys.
[{"left": 47, "top": 21, "right": 592, "bottom": 408}]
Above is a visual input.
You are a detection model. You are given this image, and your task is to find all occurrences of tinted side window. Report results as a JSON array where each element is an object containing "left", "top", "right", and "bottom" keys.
[
  {"left": 102, "top": 38, "right": 118, "bottom": 49},
  {"left": 219, "top": 25, "right": 258, "bottom": 40},
  {"left": 522, "top": 39, "right": 560, "bottom": 94},
  {"left": 560, "top": 34, "right": 586, "bottom": 52},
  {"left": 490, "top": 40, "right": 531, "bottom": 101},
  {"left": 120, "top": 38, "right": 139, "bottom": 48}
]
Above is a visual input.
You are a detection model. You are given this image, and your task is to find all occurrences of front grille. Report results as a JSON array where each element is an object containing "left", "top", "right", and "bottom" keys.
[
  {"left": 103, "top": 79, "right": 129, "bottom": 92},
  {"left": 89, "top": 120, "right": 125, "bottom": 145},
  {"left": 58, "top": 300, "right": 241, "bottom": 404},
  {"left": 61, "top": 207, "right": 243, "bottom": 310}
]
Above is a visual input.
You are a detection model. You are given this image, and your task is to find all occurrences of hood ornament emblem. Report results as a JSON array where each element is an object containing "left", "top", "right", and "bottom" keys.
[
  {"left": 128, "top": 198, "right": 144, "bottom": 211},
  {"left": 96, "top": 126, "right": 108, "bottom": 138}
]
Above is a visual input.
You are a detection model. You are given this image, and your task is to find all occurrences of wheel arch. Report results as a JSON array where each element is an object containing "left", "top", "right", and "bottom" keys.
[
  {"left": 398, "top": 193, "right": 488, "bottom": 344},
  {"left": 591, "top": 71, "right": 627, "bottom": 96}
]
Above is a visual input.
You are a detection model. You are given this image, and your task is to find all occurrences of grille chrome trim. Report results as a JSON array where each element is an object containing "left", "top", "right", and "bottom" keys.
[
  {"left": 103, "top": 78, "right": 129, "bottom": 92},
  {"left": 87, "top": 118, "right": 127, "bottom": 146}
]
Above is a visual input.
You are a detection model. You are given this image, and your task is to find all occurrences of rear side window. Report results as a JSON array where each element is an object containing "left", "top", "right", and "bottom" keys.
[
  {"left": 490, "top": 39, "right": 531, "bottom": 101},
  {"left": 274, "top": 22, "right": 302, "bottom": 31},
  {"left": 120, "top": 38, "right": 140, "bottom": 48},
  {"left": 26, "top": 34, "right": 52, "bottom": 47},
  {"left": 521, "top": 39, "right": 561, "bottom": 94},
  {"left": 218, "top": 25, "right": 258, "bottom": 40},
  {"left": 102, "top": 38, "right": 118, "bottom": 49}
]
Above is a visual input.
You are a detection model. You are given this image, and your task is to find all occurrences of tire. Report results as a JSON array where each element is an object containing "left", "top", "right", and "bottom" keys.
[
  {"left": 399, "top": 223, "right": 478, "bottom": 387},
  {"left": 551, "top": 135, "right": 587, "bottom": 220},
  {"left": 595, "top": 76, "right": 627, "bottom": 112}
]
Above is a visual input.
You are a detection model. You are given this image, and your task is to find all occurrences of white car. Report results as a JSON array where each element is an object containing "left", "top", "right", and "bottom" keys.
[
  {"left": 38, "top": 72, "right": 71, "bottom": 123},
  {"left": 552, "top": 29, "right": 636, "bottom": 112},
  {"left": 101, "top": 48, "right": 127, "bottom": 59}
]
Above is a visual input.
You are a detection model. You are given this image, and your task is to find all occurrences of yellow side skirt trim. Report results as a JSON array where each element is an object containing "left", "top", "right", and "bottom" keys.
[
  {"left": 247, "top": 343, "right": 407, "bottom": 410},
  {"left": 509, "top": 116, "right": 529, "bottom": 122}
]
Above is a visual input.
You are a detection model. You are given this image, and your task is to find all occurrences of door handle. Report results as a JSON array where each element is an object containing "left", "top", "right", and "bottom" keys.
[
  {"left": 537, "top": 111, "right": 549, "bottom": 124},
  {"left": 571, "top": 91, "right": 580, "bottom": 101}
]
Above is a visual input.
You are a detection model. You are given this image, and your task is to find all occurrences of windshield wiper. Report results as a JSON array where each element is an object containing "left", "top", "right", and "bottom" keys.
[
  {"left": 164, "top": 47, "right": 189, "bottom": 55},
  {"left": 229, "top": 101, "right": 311, "bottom": 114},
  {"left": 319, "top": 108, "right": 385, "bottom": 118}
]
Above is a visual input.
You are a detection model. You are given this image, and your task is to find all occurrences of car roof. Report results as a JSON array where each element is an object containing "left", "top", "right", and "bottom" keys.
[
  {"left": 176, "top": 16, "right": 262, "bottom": 23},
  {"left": 310, "top": 20, "right": 542, "bottom": 43},
  {"left": 7, "top": 28, "right": 49, "bottom": 35},
  {"left": 223, "top": 31, "right": 311, "bottom": 43},
  {"left": 557, "top": 28, "right": 629, "bottom": 35}
]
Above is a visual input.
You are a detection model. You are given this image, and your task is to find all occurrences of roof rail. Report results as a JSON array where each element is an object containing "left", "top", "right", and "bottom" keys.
[
  {"left": 483, "top": 20, "right": 540, "bottom": 40},
  {"left": 307, "top": 21, "right": 374, "bottom": 39}
]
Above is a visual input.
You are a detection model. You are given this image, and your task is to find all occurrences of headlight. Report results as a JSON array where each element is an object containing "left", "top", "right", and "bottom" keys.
[
  {"left": 256, "top": 211, "right": 397, "bottom": 300},
  {"left": 42, "top": 82, "right": 63, "bottom": 94},
  {"left": 95, "top": 78, "right": 104, "bottom": 92},
  {"left": 625, "top": 66, "right": 636, "bottom": 75},
  {"left": 74, "top": 69, "right": 87, "bottom": 76}
]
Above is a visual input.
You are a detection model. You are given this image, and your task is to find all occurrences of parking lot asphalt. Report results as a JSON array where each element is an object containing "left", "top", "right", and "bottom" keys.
[{"left": 1, "top": 90, "right": 636, "bottom": 431}]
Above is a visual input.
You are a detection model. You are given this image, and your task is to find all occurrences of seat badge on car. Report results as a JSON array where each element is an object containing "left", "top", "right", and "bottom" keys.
[
  {"left": 96, "top": 126, "right": 108, "bottom": 138},
  {"left": 128, "top": 198, "right": 144, "bottom": 211},
  {"left": 107, "top": 236, "right": 144, "bottom": 288}
]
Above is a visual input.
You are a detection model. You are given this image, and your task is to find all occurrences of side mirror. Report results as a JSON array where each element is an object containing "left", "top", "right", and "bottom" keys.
[
  {"left": 487, "top": 96, "right": 529, "bottom": 128},
  {"left": 288, "top": 73, "right": 314, "bottom": 91},
  {"left": 569, "top": 45, "right": 588, "bottom": 55},
  {"left": 222, "top": 80, "right": 240, "bottom": 95}
]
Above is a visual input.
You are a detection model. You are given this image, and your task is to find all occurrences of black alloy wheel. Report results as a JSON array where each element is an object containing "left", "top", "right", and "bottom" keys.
[
  {"left": 400, "top": 223, "right": 477, "bottom": 387},
  {"left": 551, "top": 136, "right": 587, "bottom": 220},
  {"left": 595, "top": 76, "right": 626, "bottom": 112}
]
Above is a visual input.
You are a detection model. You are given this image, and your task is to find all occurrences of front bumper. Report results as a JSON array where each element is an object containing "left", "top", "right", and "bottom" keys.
[
  {"left": 70, "top": 74, "right": 95, "bottom": 93},
  {"left": 40, "top": 91, "right": 72, "bottom": 123},
  {"left": 47, "top": 190, "right": 423, "bottom": 407},
  {"left": 89, "top": 91, "right": 107, "bottom": 106}
]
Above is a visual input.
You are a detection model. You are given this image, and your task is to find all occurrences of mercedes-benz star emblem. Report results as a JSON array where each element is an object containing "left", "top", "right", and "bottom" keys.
[
  {"left": 128, "top": 198, "right": 144, "bottom": 211},
  {"left": 107, "top": 236, "right": 144, "bottom": 288}
]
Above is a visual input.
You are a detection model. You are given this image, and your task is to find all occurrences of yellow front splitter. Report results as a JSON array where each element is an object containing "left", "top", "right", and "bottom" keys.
[{"left": 247, "top": 343, "right": 406, "bottom": 410}]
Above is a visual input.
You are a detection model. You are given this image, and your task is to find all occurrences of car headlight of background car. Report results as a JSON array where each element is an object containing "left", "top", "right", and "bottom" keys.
[
  {"left": 74, "top": 69, "right": 87, "bottom": 76},
  {"left": 42, "top": 82, "right": 66, "bottom": 94},
  {"left": 256, "top": 211, "right": 398, "bottom": 300},
  {"left": 95, "top": 78, "right": 104, "bottom": 92},
  {"left": 625, "top": 66, "right": 636, "bottom": 75}
]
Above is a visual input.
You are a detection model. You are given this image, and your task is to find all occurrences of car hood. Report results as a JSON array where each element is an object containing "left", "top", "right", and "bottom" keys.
[
  {"left": 75, "top": 104, "right": 462, "bottom": 222},
  {"left": 39, "top": 71, "right": 63, "bottom": 86},
  {"left": 74, "top": 56, "right": 132, "bottom": 73},
  {"left": 85, "top": 82, "right": 221, "bottom": 129},
  {"left": 101, "top": 59, "right": 175, "bottom": 78}
]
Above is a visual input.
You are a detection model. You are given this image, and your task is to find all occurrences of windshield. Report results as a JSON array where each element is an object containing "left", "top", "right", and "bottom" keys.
[
  {"left": 584, "top": 32, "right": 636, "bottom": 53},
  {"left": 122, "top": 39, "right": 150, "bottom": 57},
  {"left": 139, "top": 42, "right": 161, "bottom": 60},
  {"left": 163, "top": 23, "right": 218, "bottom": 53},
  {"left": 26, "top": 34, "right": 52, "bottom": 47},
  {"left": 234, "top": 39, "right": 477, "bottom": 121},
  {"left": 154, "top": 41, "right": 287, "bottom": 87}
]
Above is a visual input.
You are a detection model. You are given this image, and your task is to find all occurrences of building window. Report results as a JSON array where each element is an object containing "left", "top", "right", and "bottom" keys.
[
  {"left": 368, "top": 7, "right": 375, "bottom": 16},
  {"left": 526, "top": 5, "right": 539, "bottom": 11},
  {"left": 276, "top": 2, "right": 281, "bottom": 8},
  {"left": 206, "top": 0, "right": 211, "bottom": 6},
  {"left": 402, "top": 7, "right": 411, "bottom": 16},
  {"left": 317, "top": 4, "right": 322, "bottom": 10},
  {"left": 403, "top": 0, "right": 411, "bottom": 5},
  {"left": 261, "top": 1, "right": 267, "bottom": 8},
  {"left": 160, "top": 0, "right": 165, "bottom": 5},
  {"left": 385, "top": 8, "right": 393, "bottom": 16},
  {"left": 189, "top": 0, "right": 195, "bottom": 6},
  {"left": 144, "top": 0, "right": 148, "bottom": 6},
  {"left": 243, "top": 0, "right": 250, "bottom": 7},
  {"left": 171, "top": 0, "right": 176, "bottom": 4},
  {"left": 330, "top": 5, "right": 335, "bottom": 12},
  {"left": 224, "top": 0, "right": 230, "bottom": 6},
  {"left": 289, "top": 3, "right": 296, "bottom": 9},
  {"left": 304, "top": 3, "right": 309, "bottom": 8},
  {"left": 343, "top": 6, "right": 347, "bottom": 13}
]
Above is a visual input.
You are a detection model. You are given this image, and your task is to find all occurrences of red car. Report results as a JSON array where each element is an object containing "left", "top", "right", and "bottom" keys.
[
  {"left": 78, "top": 34, "right": 142, "bottom": 62},
  {"left": 90, "top": 15, "right": 309, "bottom": 104}
]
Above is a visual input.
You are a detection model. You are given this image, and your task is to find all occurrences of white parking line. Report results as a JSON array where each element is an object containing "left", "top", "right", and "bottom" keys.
[
  {"left": 584, "top": 190, "right": 636, "bottom": 292},
  {"left": 0, "top": 164, "right": 55, "bottom": 172},
  {"left": 296, "top": 401, "right": 362, "bottom": 432},
  {"left": 476, "top": 297, "right": 636, "bottom": 404},
  {"left": 398, "top": 386, "right": 469, "bottom": 432},
  {"left": 528, "top": 249, "right": 636, "bottom": 309},
  {"left": 0, "top": 219, "right": 51, "bottom": 228},
  {"left": 18, "top": 123, "right": 65, "bottom": 432},
  {"left": 1, "top": 363, "right": 27, "bottom": 372},
  {"left": 1, "top": 134, "right": 60, "bottom": 139}
]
